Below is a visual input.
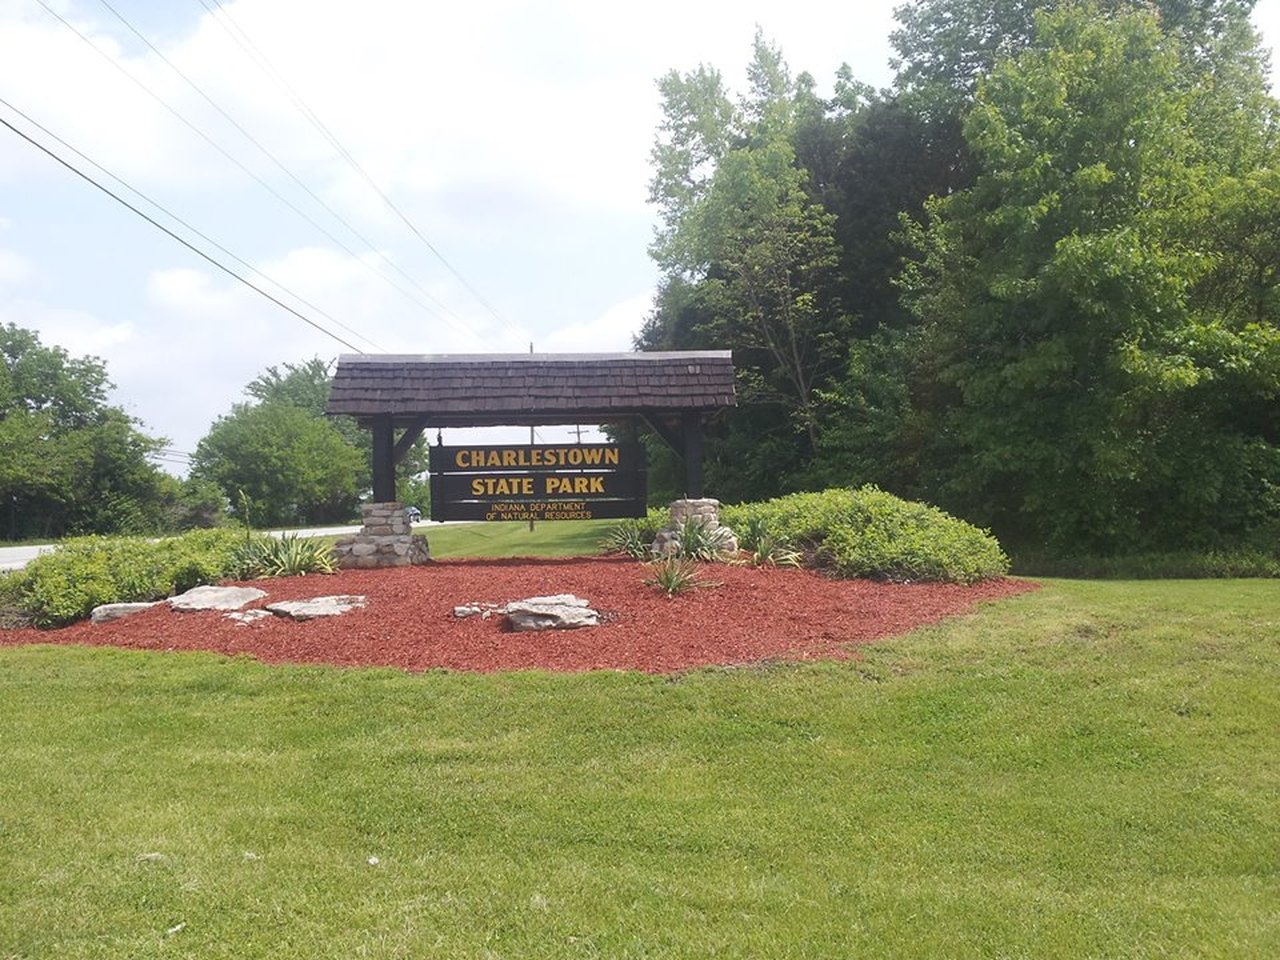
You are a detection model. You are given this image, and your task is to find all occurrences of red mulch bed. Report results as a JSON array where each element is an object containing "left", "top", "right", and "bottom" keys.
[{"left": 0, "top": 557, "right": 1038, "bottom": 674}]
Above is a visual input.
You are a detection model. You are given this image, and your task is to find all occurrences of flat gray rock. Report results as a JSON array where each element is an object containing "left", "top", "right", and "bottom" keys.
[
  {"left": 511, "top": 594, "right": 590, "bottom": 609},
  {"left": 505, "top": 595, "right": 599, "bottom": 632},
  {"left": 225, "top": 609, "right": 273, "bottom": 625},
  {"left": 91, "top": 601, "right": 159, "bottom": 624},
  {"left": 169, "top": 585, "right": 266, "bottom": 612},
  {"left": 265, "top": 595, "right": 367, "bottom": 621}
]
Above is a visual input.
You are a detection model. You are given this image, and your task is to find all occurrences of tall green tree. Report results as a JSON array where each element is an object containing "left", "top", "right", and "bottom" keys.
[
  {"left": 192, "top": 358, "right": 429, "bottom": 524},
  {"left": 645, "top": 32, "right": 851, "bottom": 495},
  {"left": 0, "top": 323, "right": 171, "bottom": 539},
  {"left": 244, "top": 357, "right": 429, "bottom": 507},
  {"left": 898, "top": 2, "right": 1280, "bottom": 551},
  {"left": 191, "top": 402, "right": 363, "bottom": 527}
]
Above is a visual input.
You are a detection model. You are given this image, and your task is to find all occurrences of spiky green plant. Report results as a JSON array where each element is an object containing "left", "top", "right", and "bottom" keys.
[
  {"left": 600, "top": 520, "right": 651, "bottom": 559},
  {"left": 672, "top": 516, "right": 736, "bottom": 561},
  {"left": 643, "top": 556, "right": 719, "bottom": 597},
  {"left": 232, "top": 534, "right": 336, "bottom": 579}
]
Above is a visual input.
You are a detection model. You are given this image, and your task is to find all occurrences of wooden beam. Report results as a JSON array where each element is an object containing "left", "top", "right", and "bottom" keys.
[
  {"left": 681, "top": 410, "right": 704, "bottom": 499},
  {"left": 371, "top": 414, "right": 396, "bottom": 502},
  {"left": 393, "top": 416, "right": 429, "bottom": 464},
  {"left": 641, "top": 414, "right": 683, "bottom": 454}
]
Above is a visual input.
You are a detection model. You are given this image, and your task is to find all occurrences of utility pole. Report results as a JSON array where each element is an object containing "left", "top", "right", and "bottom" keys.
[{"left": 529, "top": 342, "right": 535, "bottom": 533}]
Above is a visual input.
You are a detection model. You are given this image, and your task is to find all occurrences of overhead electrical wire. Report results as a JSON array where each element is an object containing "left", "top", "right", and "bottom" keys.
[
  {"left": 91, "top": 0, "right": 476, "bottom": 338},
  {"left": 0, "top": 95, "right": 385, "bottom": 352},
  {"left": 192, "top": 0, "right": 526, "bottom": 343},
  {"left": 33, "top": 0, "right": 488, "bottom": 349},
  {"left": 0, "top": 111, "right": 366, "bottom": 352}
]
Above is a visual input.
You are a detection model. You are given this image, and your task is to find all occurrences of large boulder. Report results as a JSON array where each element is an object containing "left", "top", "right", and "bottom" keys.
[
  {"left": 169, "top": 585, "right": 266, "bottom": 612},
  {"left": 265, "top": 595, "right": 367, "bottom": 621},
  {"left": 504, "top": 595, "right": 599, "bottom": 632}
]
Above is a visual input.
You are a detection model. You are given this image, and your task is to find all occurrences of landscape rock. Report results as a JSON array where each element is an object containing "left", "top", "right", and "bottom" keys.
[
  {"left": 90, "top": 601, "right": 159, "bottom": 624},
  {"left": 265, "top": 595, "right": 367, "bottom": 621},
  {"left": 505, "top": 594, "right": 599, "bottom": 632},
  {"left": 225, "top": 609, "right": 273, "bottom": 625},
  {"left": 169, "top": 585, "right": 266, "bottom": 612}
]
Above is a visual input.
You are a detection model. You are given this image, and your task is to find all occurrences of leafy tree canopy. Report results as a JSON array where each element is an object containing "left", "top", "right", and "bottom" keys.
[
  {"left": 898, "top": 2, "right": 1280, "bottom": 550},
  {"left": 0, "top": 323, "right": 174, "bottom": 539},
  {"left": 191, "top": 401, "right": 363, "bottom": 528}
]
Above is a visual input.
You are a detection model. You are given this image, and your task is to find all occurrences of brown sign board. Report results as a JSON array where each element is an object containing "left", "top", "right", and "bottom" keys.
[{"left": 428, "top": 443, "right": 646, "bottom": 522}]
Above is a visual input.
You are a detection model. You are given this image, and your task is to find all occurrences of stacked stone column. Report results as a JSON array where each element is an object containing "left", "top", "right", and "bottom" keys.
[
  {"left": 333, "top": 502, "right": 431, "bottom": 569},
  {"left": 651, "top": 498, "right": 739, "bottom": 557}
]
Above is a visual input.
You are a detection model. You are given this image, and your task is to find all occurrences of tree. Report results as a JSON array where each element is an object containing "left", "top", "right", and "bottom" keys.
[
  {"left": 191, "top": 402, "right": 363, "bottom": 527},
  {"left": 646, "top": 31, "right": 851, "bottom": 489},
  {"left": 898, "top": 2, "right": 1280, "bottom": 551},
  {"left": 243, "top": 357, "right": 429, "bottom": 507},
  {"left": 0, "top": 323, "right": 171, "bottom": 539}
]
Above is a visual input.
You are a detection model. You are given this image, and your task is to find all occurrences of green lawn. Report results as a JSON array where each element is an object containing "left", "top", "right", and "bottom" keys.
[
  {"left": 1, "top": 579, "right": 1276, "bottom": 958},
  {"left": 418, "top": 519, "right": 618, "bottom": 558}
]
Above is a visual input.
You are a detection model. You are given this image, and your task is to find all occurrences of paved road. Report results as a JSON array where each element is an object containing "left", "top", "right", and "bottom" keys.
[
  {"left": 0, "top": 521, "right": 468, "bottom": 572},
  {"left": 0, "top": 544, "right": 56, "bottom": 572}
]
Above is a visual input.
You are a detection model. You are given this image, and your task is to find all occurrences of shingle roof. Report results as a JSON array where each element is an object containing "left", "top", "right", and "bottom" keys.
[{"left": 326, "top": 352, "right": 736, "bottom": 426}]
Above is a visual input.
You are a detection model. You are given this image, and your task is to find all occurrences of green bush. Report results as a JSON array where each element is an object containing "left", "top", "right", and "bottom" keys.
[
  {"left": 721, "top": 486, "right": 1009, "bottom": 583},
  {"left": 669, "top": 515, "right": 737, "bottom": 561},
  {"left": 13, "top": 529, "right": 245, "bottom": 627}
]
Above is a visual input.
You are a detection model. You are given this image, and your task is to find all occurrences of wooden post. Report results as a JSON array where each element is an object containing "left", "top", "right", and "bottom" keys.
[
  {"left": 372, "top": 414, "right": 396, "bottom": 502},
  {"left": 681, "top": 411, "right": 704, "bottom": 499}
]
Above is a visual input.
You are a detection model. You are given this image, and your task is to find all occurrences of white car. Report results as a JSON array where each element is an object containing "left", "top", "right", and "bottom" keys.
[{"left": 405, "top": 506, "right": 422, "bottom": 523}]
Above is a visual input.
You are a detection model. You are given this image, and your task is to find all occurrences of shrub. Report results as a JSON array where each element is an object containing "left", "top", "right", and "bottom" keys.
[
  {"left": 1012, "top": 549, "right": 1280, "bottom": 579},
  {"left": 721, "top": 486, "right": 1009, "bottom": 583},
  {"left": 601, "top": 521, "right": 652, "bottom": 560},
  {"left": 14, "top": 528, "right": 245, "bottom": 627}
]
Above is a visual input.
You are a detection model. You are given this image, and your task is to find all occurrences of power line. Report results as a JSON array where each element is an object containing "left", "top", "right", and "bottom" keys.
[
  {"left": 193, "top": 0, "right": 524, "bottom": 341},
  {"left": 0, "top": 112, "right": 366, "bottom": 352},
  {"left": 34, "top": 0, "right": 488, "bottom": 349},
  {"left": 92, "top": 0, "right": 478, "bottom": 339},
  {"left": 0, "top": 95, "right": 385, "bottom": 352}
]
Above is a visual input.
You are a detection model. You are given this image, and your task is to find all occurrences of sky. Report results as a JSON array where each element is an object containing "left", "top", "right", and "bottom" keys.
[{"left": 1, "top": 0, "right": 1278, "bottom": 471}]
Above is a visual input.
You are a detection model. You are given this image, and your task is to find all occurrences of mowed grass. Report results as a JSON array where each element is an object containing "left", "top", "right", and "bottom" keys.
[
  {"left": 0, "top": 579, "right": 1276, "bottom": 958},
  {"left": 417, "top": 518, "right": 618, "bottom": 558}
]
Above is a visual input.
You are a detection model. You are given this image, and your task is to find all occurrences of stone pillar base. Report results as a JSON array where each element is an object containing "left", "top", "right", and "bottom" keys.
[
  {"left": 333, "top": 502, "right": 431, "bottom": 569},
  {"left": 651, "top": 498, "right": 739, "bottom": 557}
]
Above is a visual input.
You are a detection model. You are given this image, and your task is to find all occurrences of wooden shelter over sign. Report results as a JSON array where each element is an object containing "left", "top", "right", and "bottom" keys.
[{"left": 325, "top": 352, "right": 736, "bottom": 518}]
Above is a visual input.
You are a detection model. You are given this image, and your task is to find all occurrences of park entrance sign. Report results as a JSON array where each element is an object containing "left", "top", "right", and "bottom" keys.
[
  {"left": 325, "top": 352, "right": 735, "bottom": 518},
  {"left": 428, "top": 442, "right": 646, "bottom": 521}
]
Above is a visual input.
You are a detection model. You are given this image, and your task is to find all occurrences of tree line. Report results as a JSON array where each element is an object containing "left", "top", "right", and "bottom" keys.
[
  {"left": 640, "top": 0, "right": 1279, "bottom": 554},
  {"left": 1, "top": 326, "right": 426, "bottom": 539}
]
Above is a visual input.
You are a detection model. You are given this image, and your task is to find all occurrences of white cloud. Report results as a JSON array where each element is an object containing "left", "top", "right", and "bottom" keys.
[
  {"left": 542, "top": 291, "right": 652, "bottom": 354},
  {"left": 0, "top": 298, "right": 133, "bottom": 357},
  {"left": 0, "top": 248, "right": 33, "bottom": 288}
]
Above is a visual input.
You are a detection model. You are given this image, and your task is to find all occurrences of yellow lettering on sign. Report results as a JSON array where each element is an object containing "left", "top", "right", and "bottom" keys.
[
  {"left": 471, "top": 476, "right": 535, "bottom": 496},
  {"left": 543, "top": 476, "right": 607, "bottom": 495},
  {"left": 455, "top": 450, "right": 469, "bottom": 468}
]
